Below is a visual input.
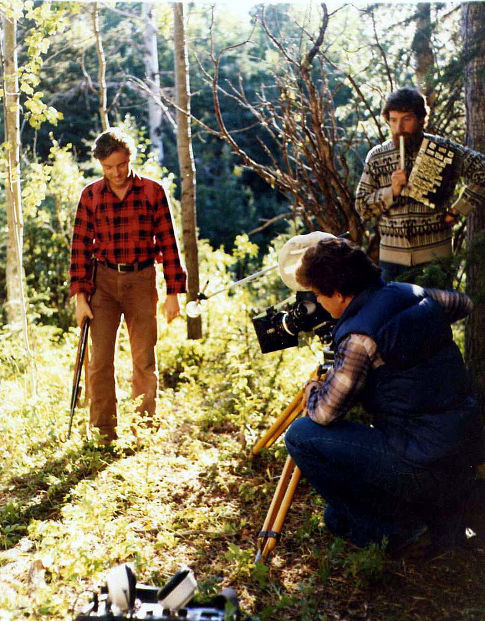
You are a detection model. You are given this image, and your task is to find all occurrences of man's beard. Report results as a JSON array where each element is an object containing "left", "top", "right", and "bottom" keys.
[{"left": 392, "top": 130, "right": 424, "bottom": 153}]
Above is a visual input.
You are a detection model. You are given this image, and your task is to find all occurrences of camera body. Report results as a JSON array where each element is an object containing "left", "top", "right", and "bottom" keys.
[{"left": 252, "top": 291, "right": 334, "bottom": 354}]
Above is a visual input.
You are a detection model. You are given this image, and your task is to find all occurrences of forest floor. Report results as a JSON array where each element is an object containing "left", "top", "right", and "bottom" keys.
[{"left": 0, "top": 315, "right": 483, "bottom": 620}]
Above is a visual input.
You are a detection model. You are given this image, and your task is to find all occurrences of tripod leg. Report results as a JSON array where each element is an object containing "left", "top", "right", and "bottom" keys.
[
  {"left": 253, "top": 365, "right": 325, "bottom": 562},
  {"left": 252, "top": 397, "right": 303, "bottom": 455},
  {"left": 252, "top": 365, "right": 320, "bottom": 455},
  {"left": 255, "top": 456, "right": 301, "bottom": 562}
]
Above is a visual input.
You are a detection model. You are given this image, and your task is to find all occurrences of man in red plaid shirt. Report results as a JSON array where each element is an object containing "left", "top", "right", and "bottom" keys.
[{"left": 70, "top": 128, "right": 186, "bottom": 444}]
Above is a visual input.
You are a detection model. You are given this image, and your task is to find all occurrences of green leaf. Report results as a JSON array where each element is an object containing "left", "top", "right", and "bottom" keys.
[{"left": 20, "top": 82, "right": 34, "bottom": 95}]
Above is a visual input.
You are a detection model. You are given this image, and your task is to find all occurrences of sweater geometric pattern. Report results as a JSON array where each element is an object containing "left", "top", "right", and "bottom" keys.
[{"left": 356, "top": 134, "right": 485, "bottom": 266}]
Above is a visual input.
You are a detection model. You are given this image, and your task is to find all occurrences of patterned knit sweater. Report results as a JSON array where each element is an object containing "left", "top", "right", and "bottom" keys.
[{"left": 356, "top": 134, "right": 485, "bottom": 266}]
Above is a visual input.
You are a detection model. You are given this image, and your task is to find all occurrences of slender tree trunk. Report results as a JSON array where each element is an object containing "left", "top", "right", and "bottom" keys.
[
  {"left": 411, "top": 3, "right": 437, "bottom": 123},
  {"left": 93, "top": 3, "right": 109, "bottom": 130},
  {"left": 462, "top": 2, "right": 485, "bottom": 417},
  {"left": 2, "top": 16, "right": 22, "bottom": 326},
  {"left": 1, "top": 15, "right": 36, "bottom": 394},
  {"left": 173, "top": 2, "right": 201, "bottom": 339},
  {"left": 143, "top": 3, "right": 164, "bottom": 164}
]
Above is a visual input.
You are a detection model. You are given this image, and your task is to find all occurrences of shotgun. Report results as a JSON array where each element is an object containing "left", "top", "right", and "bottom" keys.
[{"left": 68, "top": 317, "right": 90, "bottom": 439}]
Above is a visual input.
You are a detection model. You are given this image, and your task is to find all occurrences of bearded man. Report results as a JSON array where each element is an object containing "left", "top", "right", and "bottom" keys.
[{"left": 355, "top": 87, "right": 485, "bottom": 283}]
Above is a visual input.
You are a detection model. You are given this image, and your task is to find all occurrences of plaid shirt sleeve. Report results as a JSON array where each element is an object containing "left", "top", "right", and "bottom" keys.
[
  {"left": 153, "top": 184, "right": 187, "bottom": 295},
  {"left": 451, "top": 141, "right": 485, "bottom": 216},
  {"left": 424, "top": 288, "right": 473, "bottom": 323},
  {"left": 307, "top": 334, "right": 380, "bottom": 425},
  {"left": 69, "top": 186, "right": 96, "bottom": 297}
]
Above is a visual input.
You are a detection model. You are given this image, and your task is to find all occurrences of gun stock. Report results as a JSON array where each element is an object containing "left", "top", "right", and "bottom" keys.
[{"left": 68, "top": 318, "right": 90, "bottom": 439}]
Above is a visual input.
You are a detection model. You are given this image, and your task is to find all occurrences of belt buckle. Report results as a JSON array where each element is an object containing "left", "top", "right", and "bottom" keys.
[{"left": 117, "top": 263, "right": 129, "bottom": 272}]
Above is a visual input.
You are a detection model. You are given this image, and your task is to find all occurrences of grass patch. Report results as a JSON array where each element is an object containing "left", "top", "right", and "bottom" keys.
[{"left": 0, "top": 255, "right": 483, "bottom": 619}]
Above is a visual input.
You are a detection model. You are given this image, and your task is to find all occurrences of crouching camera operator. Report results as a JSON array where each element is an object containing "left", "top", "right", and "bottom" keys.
[{"left": 284, "top": 236, "right": 482, "bottom": 556}]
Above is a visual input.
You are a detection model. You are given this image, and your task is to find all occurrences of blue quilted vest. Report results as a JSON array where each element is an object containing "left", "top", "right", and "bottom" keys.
[{"left": 332, "top": 282, "right": 479, "bottom": 466}]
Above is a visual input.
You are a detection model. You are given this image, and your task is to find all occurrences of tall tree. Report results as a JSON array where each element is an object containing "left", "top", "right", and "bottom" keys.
[
  {"left": 411, "top": 3, "right": 436, "bottom": 114},
  {"left": 201, "top": 4, "right": 364, "bottom": 242},
  {"left": 462, "top": 2, "right": 485, "bottom": 416},
  {"left": 143, "top": 2, "right": 164, "bottom": 164},
  {"left": 93, "top": 2, "right": 109, "bottom": 130},
  {"left": 1, "top": 14, "right": 22, "bottom": 326},
  {"left": 173, "top": 2, "right": 201, "bottom": 339},
  {"left": 1, "top": 11, "right": 35, "bottom": 393}
]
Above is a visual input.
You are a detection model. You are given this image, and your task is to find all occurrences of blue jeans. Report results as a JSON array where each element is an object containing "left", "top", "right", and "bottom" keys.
[{"left": 285, "top": 418, "right": 471, "bottom": 547}]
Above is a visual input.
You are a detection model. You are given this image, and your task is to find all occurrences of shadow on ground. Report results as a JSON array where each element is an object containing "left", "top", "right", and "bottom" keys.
[{"left": 0, "top": 441, "right": 133, "bottom": 549}]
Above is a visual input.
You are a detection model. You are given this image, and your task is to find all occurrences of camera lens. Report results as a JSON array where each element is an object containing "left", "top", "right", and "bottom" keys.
[
  {"left": 281, "top": 312, "right": 297, "bottom": 335},
  {"left": 281, "top": 300, "right": 318, "bottom": 335}
]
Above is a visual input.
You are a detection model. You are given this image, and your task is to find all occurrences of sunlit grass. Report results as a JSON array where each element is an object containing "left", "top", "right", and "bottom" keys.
[
  {"left": 0, "top": 243, "right": 478, "bottom": 619},
  {"left": 0, "top": 262, "right": 323, "bottom": 619}
]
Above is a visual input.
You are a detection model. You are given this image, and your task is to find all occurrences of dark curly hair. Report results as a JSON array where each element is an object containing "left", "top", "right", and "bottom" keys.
[
  {"left": 92, "top": 128, "right": 136, "bottom": 161},
  {"left": 296, "top": 238, "right": 382, "bottom": 297},
  {"left": 381, "top": 87, "right": 428, "bottom": 123}
]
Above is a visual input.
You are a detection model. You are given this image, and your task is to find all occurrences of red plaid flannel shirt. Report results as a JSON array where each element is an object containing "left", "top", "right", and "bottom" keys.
[{"left": 69, "top": 172, "right": 187, "bottom": 297}]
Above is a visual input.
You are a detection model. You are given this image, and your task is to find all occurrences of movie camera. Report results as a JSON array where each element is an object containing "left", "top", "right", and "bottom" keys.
[
  {"left": 186, "top": 231, "right": 337, "bottom": 353},
  {"left": 74, "top": 563, "right": 240, "bottom": 621},
  {"left": 252, "top": 231, "right": 339, "bottom": 353},
  {"left": 252, "top": 291, "right": 333, "bottom": 353}
]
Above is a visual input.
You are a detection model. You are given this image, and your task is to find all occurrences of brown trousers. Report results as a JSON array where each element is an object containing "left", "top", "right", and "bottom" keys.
[{"left": 89, "top": 262, "right": 158, "bottom": 440}]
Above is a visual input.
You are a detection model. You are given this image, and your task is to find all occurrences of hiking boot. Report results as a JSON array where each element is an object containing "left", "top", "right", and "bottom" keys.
[{"left": 324, "top": 505, "right": 350, "bottom": 539}]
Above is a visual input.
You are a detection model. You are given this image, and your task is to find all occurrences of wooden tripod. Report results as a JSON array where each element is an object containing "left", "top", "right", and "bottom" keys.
[{"left": 253, "top": 365, "right": 328, "bottom": 562}]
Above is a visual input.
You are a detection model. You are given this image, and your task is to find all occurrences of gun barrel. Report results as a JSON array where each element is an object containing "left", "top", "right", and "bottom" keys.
[{"left": 68, "top": 318, "right": 90, "bottom": 438}]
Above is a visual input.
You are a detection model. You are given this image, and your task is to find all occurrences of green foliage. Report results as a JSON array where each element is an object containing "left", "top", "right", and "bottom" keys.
[
  {"left": 223, "top": 544, "right": 269, "bottom": 588},
  {"left": 0, "top": 240, "right": 314, "bottom": 618},
  {"left": 0, "top": 3, "right": 483, "bottom": 619},
  {"left": 21, "top": 138, "right": 86, "bottom": 329},
  {"left": 2, "top": 1, "right": 71, "bottom": 130},
  {"left": 342, "top": 543, "right": 387, "bottom": 587},
  {"left": 7, "top": 0, "right": 471, "bottom": 260},
  {"left": 393, "top": 253, "right": 466, "bottom": 290},
  {"left": 0, "top": 239, "right": 483, "bottom": 620}
]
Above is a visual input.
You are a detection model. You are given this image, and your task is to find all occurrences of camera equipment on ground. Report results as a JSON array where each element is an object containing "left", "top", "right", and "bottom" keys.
[{"left": 74, "top": 563, "right": 240, "bottom": 620}]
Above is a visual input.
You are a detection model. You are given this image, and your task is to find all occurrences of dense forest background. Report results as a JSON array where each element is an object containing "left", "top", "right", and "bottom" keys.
[{"left": 0, "top": 0, "right": 474, "bottom": 329}]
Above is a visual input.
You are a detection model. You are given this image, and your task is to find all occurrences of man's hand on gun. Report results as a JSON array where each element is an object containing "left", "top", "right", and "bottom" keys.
[{"left": 75, "top": 293, "right": 94, "bottom": 327}]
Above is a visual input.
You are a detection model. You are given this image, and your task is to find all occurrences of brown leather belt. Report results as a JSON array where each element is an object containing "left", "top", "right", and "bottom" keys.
[{"left": 103, "top": 259, "right": 154, "bottom": 272}]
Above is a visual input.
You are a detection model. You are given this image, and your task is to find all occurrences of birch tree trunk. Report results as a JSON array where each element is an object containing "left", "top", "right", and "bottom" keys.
[
  {"left": 93, "top": 3, "right": 109, "bottom": 130},
  {"left": 1, "top": 14, "right": 36, "bottom": 394},
  {"left": 143, "top": 2, "right": 164, "bottom": 164},
  {"left": 173, "top": 2, "right": 201, "bottom": 339},
  {"left": 2, "top": 15, "right": 22, "bottom": 326},
  {"left": 462, "top": 2, "right": 485, "bottom": 418}
]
